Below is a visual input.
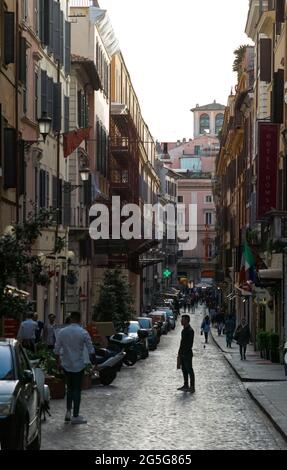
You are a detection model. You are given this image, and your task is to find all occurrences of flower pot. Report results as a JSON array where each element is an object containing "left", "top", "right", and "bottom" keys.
[
  {"left": 82, "top": 375, "right": 92, "bottom": 390},
  {"left": 45, "top": 375, "right": 66, "bottom": 399}
]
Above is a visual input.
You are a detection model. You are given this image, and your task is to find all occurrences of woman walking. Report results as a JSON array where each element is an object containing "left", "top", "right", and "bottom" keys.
[
  {"left": 201, "top": 315, "right": 211, "bottom": 344},
  {"left": 234, "top": 318, "right": 251, "bottom": 360}
]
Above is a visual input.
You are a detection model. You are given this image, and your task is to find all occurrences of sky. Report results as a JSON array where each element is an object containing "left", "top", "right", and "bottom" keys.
[{"left": 99, "top": 0, "right": 253, "bottom": 142}]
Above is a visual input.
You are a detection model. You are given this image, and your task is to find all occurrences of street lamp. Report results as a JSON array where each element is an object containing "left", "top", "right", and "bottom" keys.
[
  {"left": 23, "top": 112, "right": 52, "bottom": 149},
  {"left": 79, "top": 166, "right": 90, "bottom": 182},
  {"left": 63, "top": 166, "right": 90, "bottom": 193},
  {"left": 38, "top": 113, "right": 52, "bottom": 143}
]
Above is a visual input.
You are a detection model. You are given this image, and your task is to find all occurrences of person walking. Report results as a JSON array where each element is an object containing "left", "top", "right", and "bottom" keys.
[
  {"left": 182, "top": 296, "right": 187, "bottom": 313},
  {"left": 216, "top": 310, "right": 225, "bottom": 336},
  {"left": 234, "top": 318, "right": 251, "bottom": 360},
  {"left": 225, "top": 314, "right": 236, "bottom": 348},
  {"left": 177, "top": 315, "right": 195, "bottom": 393},
  {"left": 54, "top": 311, "right": 96, "bottom": 425},
  {"left": 201, "top": 315, "right": 211, "bottom": 344},
  {"left": 43, "top": 314, "right": 57, "bottom": 350},
  {"left": 34, "top": 313, "right": 44, "bottom": 344},
  {"left": 17, "top": 312, "right": 38, "bottom": 352},
  {"left": 186, "top": 295, "right": 192, "bottom": 313}
]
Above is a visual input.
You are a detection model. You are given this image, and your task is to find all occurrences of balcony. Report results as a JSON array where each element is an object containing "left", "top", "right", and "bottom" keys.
[{"left": 110, "top": 137, "right": 131, "bottom": 162}]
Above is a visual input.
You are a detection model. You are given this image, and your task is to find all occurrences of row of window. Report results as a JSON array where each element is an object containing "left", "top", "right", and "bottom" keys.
[
  {"left": 177, "top": 212, "right": 214, "bottom": 226},
  {"left": 178, "top": 195, "right": 214, "bottom": 204},
  {"left": 1, "top": 1, "right": 71, "bottom": 74}
]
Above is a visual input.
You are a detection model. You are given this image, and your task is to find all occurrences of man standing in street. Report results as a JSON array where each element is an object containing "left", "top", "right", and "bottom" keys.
[
  {"left": 54, "top": 311, "right": 96, "bottom": 425},
  {"left": 43, "top": 314, "right": 57, "bottom": 350},
  {"left": 177, "top": 315, "right": 195, "bottom": 393},
  {"left": 17, "top": 312, "right": 38, "bottom": 352}
]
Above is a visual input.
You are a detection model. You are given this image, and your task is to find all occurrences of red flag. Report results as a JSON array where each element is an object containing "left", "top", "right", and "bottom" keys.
[{"left": 63, "top": 127, "right": 91, "bottom": 158}]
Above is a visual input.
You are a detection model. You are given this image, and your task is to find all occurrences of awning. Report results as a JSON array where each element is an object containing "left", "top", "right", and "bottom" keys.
[
  {"left": 89, "top": 8, "right": 120, "bottom": 57},
  {"left": 258, "top": 269, "right": 283, "bottom": 280}
]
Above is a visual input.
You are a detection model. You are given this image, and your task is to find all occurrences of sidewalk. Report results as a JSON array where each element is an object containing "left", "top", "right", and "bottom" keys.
[{"left": 211, "top": 327, "right": 287, "bottom": 441}]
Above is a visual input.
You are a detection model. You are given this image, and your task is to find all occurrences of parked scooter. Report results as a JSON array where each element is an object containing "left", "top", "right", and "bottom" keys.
[
  {"left": 30, "top": 360, "right": 51, "bottom": 421},
  {"left": 108, "top": 333, "right": 138, "bottom": 366},
  {"left": 93, "top": 348, "right": 126, "bottom": 386}
]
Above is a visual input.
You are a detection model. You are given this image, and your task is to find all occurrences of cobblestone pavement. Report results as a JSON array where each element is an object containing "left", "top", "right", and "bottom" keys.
[{"left": 42, "top": 308, "right": 287, "bottom": 450}]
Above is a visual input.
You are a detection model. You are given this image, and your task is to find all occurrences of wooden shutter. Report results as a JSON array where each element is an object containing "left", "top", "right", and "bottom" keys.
[
  {"left": 19, "top": 36, "right": 27, "bottom": 85},
  {"left": 272, "top": 69, "right": 284, "bottom": 123},
  {"left": 39, "top": 169, "right": 46, "bottom": 207},
  {"left": 260, "top": 38, "right": 271, "bottom": 82},
  {"left": 64, "top": 21, "right": 71, "bottom": 75},
  {"left": 276, "top": 0, "right": 285, "bottom": 23},
  {"left": 53, "top": 82, "right": 62, "bottom": 132},
  {"left": 52, "top": 176, "right": 57, "bottom": 211},
  {"left": 53, "top": 0, "right": 60, "bottom": 61},
  {"left": 58, "top": 179, "right": 63, "bottom": 224},
  {"left": 64, "top": 96, "right": 69, "bottom": 133},
  {"left": 47, "top": 77, "right": 53, "bottom": 119},
  {"left": 41, "top": 69, "right": 48, "bottom": 116},
  {"left": 78, "top": 91, "right": 83, "bottom": 127},
  {"left": 46, "top": 0, "right": 54, "bottom": 52},
  {"left": 59, "top": 10, "right": 64, "bottom": 66},
  {"left": 19, "top": 141, "right": 25, "bottom": 196},
  {"left": 4, "top": 12, "right": 15, "bottom": 65},
  {"left": 46, "top": 171, "right": 50, "bottom": 208},
  {"left": 4, "top": 128, "right": 16, "bottom": 189},
  {"left": 63, "top": 188, "right": 71, "bottom": 226}
]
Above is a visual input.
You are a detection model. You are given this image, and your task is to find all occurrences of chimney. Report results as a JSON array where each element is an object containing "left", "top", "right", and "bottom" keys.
[{"left": 163, "top": 143, "right": 168, "bottom": 154}]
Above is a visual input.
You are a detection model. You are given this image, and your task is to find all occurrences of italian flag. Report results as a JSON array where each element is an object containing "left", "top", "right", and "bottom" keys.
[{"left": 239, "top": 241, "right": 256, "bottom": 284}]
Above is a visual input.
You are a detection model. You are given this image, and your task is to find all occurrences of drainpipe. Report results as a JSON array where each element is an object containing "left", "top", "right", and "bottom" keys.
[{"left": 15, "top": 0, "right": 19, "bottom": 222}]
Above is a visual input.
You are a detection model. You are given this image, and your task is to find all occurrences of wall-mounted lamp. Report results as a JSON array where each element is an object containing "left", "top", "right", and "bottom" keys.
[{"left": 23, "top": 112, "right": 52, "bottom": 150}]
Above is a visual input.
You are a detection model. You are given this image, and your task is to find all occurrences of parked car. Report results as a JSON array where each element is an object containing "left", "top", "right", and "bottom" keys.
[
  {"left": 125, "top": 321, "right": 149, "bottom": 359},
  {"left": 0, "top": 339, "right": 42, "bottom": 450},
  {"left": 148, "top": 311, "right": 169, "bottom": 335},
  {"left": 156, "top": 307, "right": 176, "bottom": 330},
  {"left": 137, "top": 317, "right": 158, "bottom": 351}
]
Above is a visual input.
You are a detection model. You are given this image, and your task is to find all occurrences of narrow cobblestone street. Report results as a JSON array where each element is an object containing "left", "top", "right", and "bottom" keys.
[{"left": 41, "top": 308, "right": 287, "bottom": 450}]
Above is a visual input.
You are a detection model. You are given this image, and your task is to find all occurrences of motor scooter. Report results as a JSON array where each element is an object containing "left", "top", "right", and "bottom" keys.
[{"left": 92, "top": 348, "right": 126, "bottom": 386}]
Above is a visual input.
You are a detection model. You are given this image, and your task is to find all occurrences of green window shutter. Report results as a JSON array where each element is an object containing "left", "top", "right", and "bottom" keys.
[
  {"left": 65, "top": 21, "right": 71, "bottom": 75},
  {"left": 53, "top": 82, "right": 62, "bottom": 132},
  {"left": 4, "top": 12, "right": 15, "bottom": 65},
  {"left": 47, "top": 77, "right": 53, "bottom": 119},
  {"left": 41, "top": 69, "right": 48, "bottom": 116},
  {"left": 4, "top": 128, "right": 16, "bottom": 189},
  {"left": 59, "top": 10, "right": 64, "bottom": 66}
]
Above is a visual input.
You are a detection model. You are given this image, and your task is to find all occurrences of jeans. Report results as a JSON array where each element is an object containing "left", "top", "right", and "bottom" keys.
[
  {"left": 239, "top": 345, "right": 247, "bottom": 359},
  {"left": 65, "top": 370, "right": 84, "bottom": 417},
  {"left": 204, "top": 332, "right": 208, "bottom": 343},
  {"left": 181, "top": 354, "right": 195, "bottom": 388}
]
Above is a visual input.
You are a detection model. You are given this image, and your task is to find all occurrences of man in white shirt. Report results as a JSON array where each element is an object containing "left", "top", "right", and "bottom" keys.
[
  {"left": 43, "top": 314, "right": 57, "bottom": 350},
  {"left": 17, "top": 312, "right": 38, "bottom": 352},
  {"left": 54, "top": 311, "right": 96, "bottom": 425}
]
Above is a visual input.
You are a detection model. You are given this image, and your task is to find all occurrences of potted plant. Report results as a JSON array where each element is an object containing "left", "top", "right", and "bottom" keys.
[
  {"left": 257, "top": 331, "right": 269, "bottom": 359},
  {"left": 268, "top": 332, "right": 280, "bottom": 363},
  {"left": 82, "top": 364, "right": 94, "bottom": 390},
  {"left": 40, "top": 349, "right": 66, "bottom": 399}
]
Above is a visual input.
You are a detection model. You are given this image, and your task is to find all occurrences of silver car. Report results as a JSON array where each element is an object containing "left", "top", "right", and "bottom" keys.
[{"left": 0, "top": 339, "right": 41, "bottom": 450}]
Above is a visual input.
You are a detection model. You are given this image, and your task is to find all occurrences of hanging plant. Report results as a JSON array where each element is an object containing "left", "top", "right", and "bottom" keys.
[{"left": 54, "top": 236, "right": 66, "bottom": 254}]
